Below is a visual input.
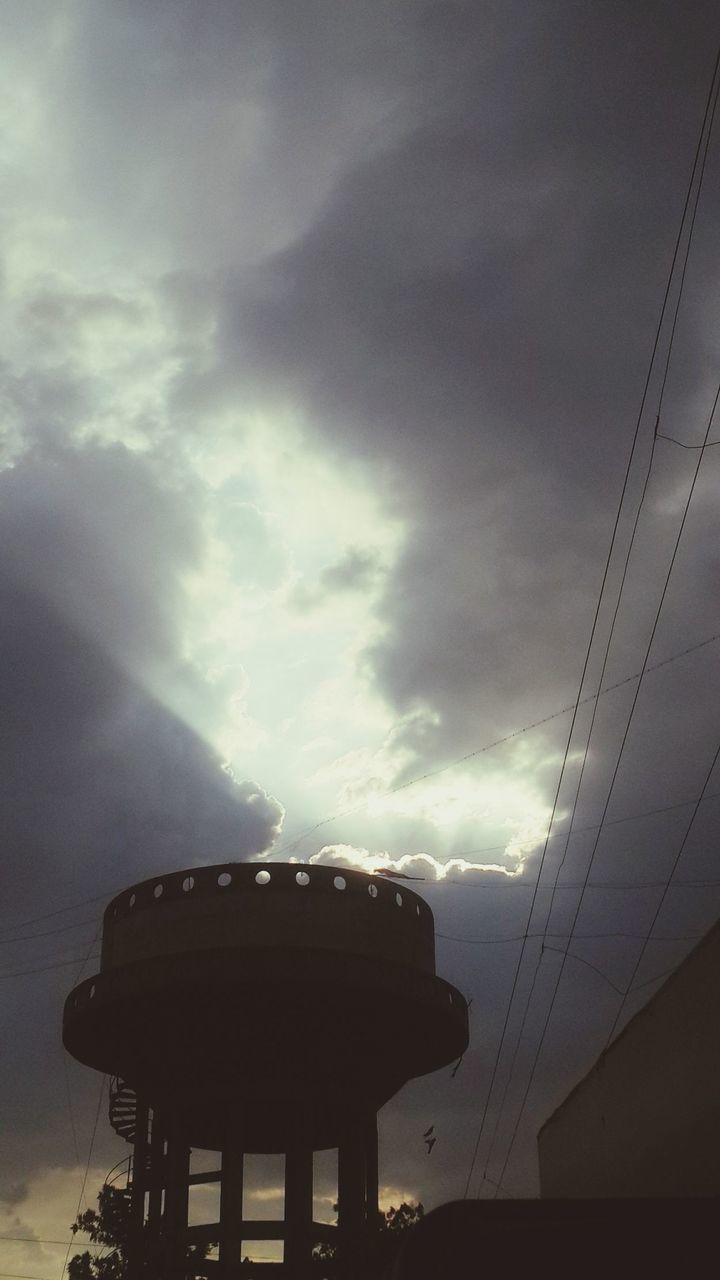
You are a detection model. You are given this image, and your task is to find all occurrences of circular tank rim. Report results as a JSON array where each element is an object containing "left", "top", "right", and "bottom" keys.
[
  {"left": 99, "top": 860, "right": 438, "bottom": 979},
  {"left": 64, "top": 944, "right": 469, "bottom": 1075},
  {"left": 62, "top": 945, "right": 469, "bottom": 1149},
  {"left": 101, "top": 861, "right": 433, "bottom": 928}
]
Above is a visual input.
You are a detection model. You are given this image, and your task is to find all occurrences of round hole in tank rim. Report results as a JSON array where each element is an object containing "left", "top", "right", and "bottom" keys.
[
  {"left": 333, "top": 876, "right": 346, "bottom": 891},
  {"left": 217, "top": 872, "right": 232, "bottom": 888},
  {"left": 416, "top": 903, "right": 421, "bottom": 916},
  {"left": 153, "top": 883, "right": 164, "bottom": 899},
  {"left": 89, "top": 984, "right": 96, "bottom": 1000},
  {"left": 295, "top": 870, "right": 310, "bottom": 886},
  {"left": 368, "top": 882, "right": 378, "bottom": 898},
  {"left": 182, "top": 876, "right": 195, "bottom": 892},
  {"left": 128, "top": 893, "right": 136, "bottom": 909},
  {"left": 395, "top": 892, "right": 403, "bottom": 907},
  {"left": 448, "top": 991, "right": 453, "bottom": 1004},
  {"left": 255, "top": 869, "right": 271, "bottom": 886}
]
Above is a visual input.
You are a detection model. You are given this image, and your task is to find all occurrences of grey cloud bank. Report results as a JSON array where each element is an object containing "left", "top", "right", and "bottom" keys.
[{"left": 1, "top": 0, "right": 719, "bottom": 1219}]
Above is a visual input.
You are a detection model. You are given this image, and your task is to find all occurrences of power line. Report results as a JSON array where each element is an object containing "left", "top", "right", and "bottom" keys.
[
  {"left": 2, "top": 891, "right": 122, "bottom": 935},
  {"left": 0, "top": 789, "right": 717, "bottom": 981},
  {"left": 278, "top": 629, "right": 718, "bottom": 870},
  {"left": 0, "top": 920, "right": 99, "bottom": 947},
  {"left": 437, "top": 928, "right": 706, "bottom": 945},
  {"left": 656, "top": 431, "right": 720, "bottom": 448},
  {"left": 58, "top": 929, "right": 105, "bottom": 1222},
  {"left": 0, "top": 954, "right": 100, "bottom": 981},
  {"left": 0, "top": 630, "right": 715, "bottom": 949},
  {"left": 426, "top": 784, "right": 720, "bottom": 868},
  {"left": 59, "top": 1076, "right": 106, "bottom": 1280},
  {"left": 461, "top": 40, "right": 720, "bottom": 1198},
  {"left": 271, "top": 633, "right": 719, "bottom": 862},
  {"left": 0, "top": 1241, "right": 104, "bottom": 1250},
  {"left": 0, "top": 1274, "right": 59, "bottom": 1279},
  {"left": 61, "top": 1052, "right": 83, "bottom": 1204},
  {"left": 491, "top": 373, "right": 720, "bottom": 1194},
  {"left": 542, "top": 947, "right": 689, "bottom": 999},
  {"left": 540, "top": 30, "right": 720, "bottom": 948},
  {"left": 602, "top": 739, "right": 720, "bottom": 1045},
  {"left": 432, "top": 875, "right": 720, "bottom": 891}
]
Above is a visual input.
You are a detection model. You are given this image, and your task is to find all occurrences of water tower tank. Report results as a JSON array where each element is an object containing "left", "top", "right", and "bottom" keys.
[{"left": 63, "top": 861, "right": 468, "bottom": 1274}]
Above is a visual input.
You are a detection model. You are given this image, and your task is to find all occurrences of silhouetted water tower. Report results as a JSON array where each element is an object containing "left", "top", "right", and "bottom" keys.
[{"left": 63, "top": 862, "right": 468, "bottom": 1277}]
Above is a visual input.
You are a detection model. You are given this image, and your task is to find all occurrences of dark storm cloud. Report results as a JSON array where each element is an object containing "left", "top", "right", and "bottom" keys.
[
  {"left": 226, "top": 0, "right": 720, "bottom": 769},
  {"left": 0, "top": 442, "right": 283, "bottom": 894},
  {"left": 206, "top": 0, "right": 720, "bottom": 1194},
  {"left": 2, "top": 0, "right": 719, "bottom": 1209},
  {"left": 51, "top": 0, "right": 423, "bottom": 270},
  {"left": 0, "top": 444, "right": 282, "bottom": 1180},
  {"left": 0, "top": 444, "right": 197, "bottom": 670}
]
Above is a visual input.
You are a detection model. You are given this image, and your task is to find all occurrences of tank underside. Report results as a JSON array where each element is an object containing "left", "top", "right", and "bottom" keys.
[{"left": 63, "top": 944, "right": 468, "bottom": 1150}]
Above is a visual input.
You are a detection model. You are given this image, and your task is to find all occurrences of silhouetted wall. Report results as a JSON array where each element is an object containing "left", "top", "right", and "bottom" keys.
[
  {"left": 390, "top": 1199, "right": 716, "bottom": 1278},
  {"left": 538, "top": 920, "right": 720, "bottom": 1197}
]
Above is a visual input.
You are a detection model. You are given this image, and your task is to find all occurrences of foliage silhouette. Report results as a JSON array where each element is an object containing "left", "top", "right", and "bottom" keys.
[
  {"left": 68, "top": 1184, "right": 211, "bottom": 1279},
  {"left": 70, "top": 1181, "right": 422, "bottom": 1275},
  {"left": 311, "top": 1200, "right": 424, "bottom": 1261}
]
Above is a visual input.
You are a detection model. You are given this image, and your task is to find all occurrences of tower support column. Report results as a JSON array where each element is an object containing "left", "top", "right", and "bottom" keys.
[
  {"left": 127, "top": 1097, "right": 149, "bottom": 1280},
  {"left": 285, "top": 1108, "right": 314, "bottom": 1275},
  {"left": 220, "top": 1145, "right": 245, "bottom": 1273},
  {"left": 163, "top": 1133, "right": 190, "bottom": 1279},
  {"left": 337, "top": 1103, "right": 380, "bottom": 1274},
  {"left": 365, "top": 1109, "right": 379, "bottom": 1232}
]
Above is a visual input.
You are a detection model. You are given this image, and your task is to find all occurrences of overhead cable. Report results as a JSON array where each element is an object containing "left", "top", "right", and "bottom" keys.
[
  {"left": 461, "top": 39, "right": 720, "bottom": 1198},
  {"left": 490, "top": 375, "right": 720, "bottom": 1194}
]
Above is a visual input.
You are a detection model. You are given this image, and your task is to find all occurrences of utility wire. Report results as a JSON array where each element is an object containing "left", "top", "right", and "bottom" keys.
[
  {"left": 602, "top": 739, "right": 720, "bottom": 1045},
  {"left": 0, "top": 919, "right": 99, "bottom": 947},
  {"left": 0, "top": 1274, "right": 59, "bottom": 1279},
  {"left": 0, "top": 955, "right": 100, "bottom": 981},
  {"left": 0, "top": 631, "right": 716, "bottom": 945},
  {"left": 0, "top": 1242, "right": 104, "bottom": 1250},
  {"left": 59, "top": 1076, "right": 106, "bottom": 1280},
  {"left": 431, "top": 783, "right": 720, "bottom": 868},
  {"left": 657, "top": 431, "right": 720, "bottom": 448},
  {"left": 269, "top": 632, "right": 720, "bottom": 862},
  {"left": 437, "top": 928, "right": 706, "bottom": 945},
  {"left": 490, "top": 372, "right": 720, "bottom": 1196},
  {"left": 61, "top": 1053, "right": 83, "bottom": 1204},
  {"left": 542, "top": 947, "right": 689, "bottom": 999},
  {"left": 540, "top": 24, "right": 720, "bottom": 947},
  {"left": 477, "top": 49, "right": 720, "bottom": 1191},
  {"left": 461, "top": 42, "right": 720, "bottom": 1197},
  {"left": 0, "top": 884, "right": 716, "bottom": 981},
  {"left": 58, "top": 927, "right": 106, "bottom": 1224},
  {"left": 1, "top": 798, "right": 715, "bottom": 978}
]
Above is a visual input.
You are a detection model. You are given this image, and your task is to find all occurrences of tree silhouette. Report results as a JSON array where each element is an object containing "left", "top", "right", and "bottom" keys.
[
  {"left": 68, "top": 1184, "right": 212, "bottom": 1279},
  {"left": 311, "top": 1200, "right": 424, "bottom": 1262},
  {"left": 70, "top": 1182, "right": 423, "bottom": 1275},
  {"left": 68, "top": 1186, "right": 128, "bottom": 1280}
]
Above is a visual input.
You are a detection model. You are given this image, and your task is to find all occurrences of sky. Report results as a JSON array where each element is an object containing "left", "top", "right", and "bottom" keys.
[{"left": 2, "top": 0, "right": 720, "bottom": 1270}]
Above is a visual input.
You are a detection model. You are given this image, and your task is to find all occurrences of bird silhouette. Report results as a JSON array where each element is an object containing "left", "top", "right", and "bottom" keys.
[
  {"left": 425, "top": 1136, "right": 437, "bottom": 1155},
  {"left": 423, "top": 1125, "right": 434, "bottom": 1138}
]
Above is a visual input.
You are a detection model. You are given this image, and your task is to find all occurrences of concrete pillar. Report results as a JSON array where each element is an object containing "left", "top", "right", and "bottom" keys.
[
  {"left": 364, "top": 1110, "right": 379, "bottom": 1233},
  {"left": 285, "top": 1112, "right": 313, "bottom": 1275},
  {"left": 338, "top": 1116, "right": 367, "bottom": 1261},
  {"left": 144, "top": 1109, "right": 165, "bottom": 1278},
  {"left": 127, "top": 1098, "right": 149, "bottom": 1280},
  {"left": 163, "top": 1135, "right": 190, "bottom": 1279},
  {"left": 219, "top": 1145, "right": 244, "bottom": 1273}
]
